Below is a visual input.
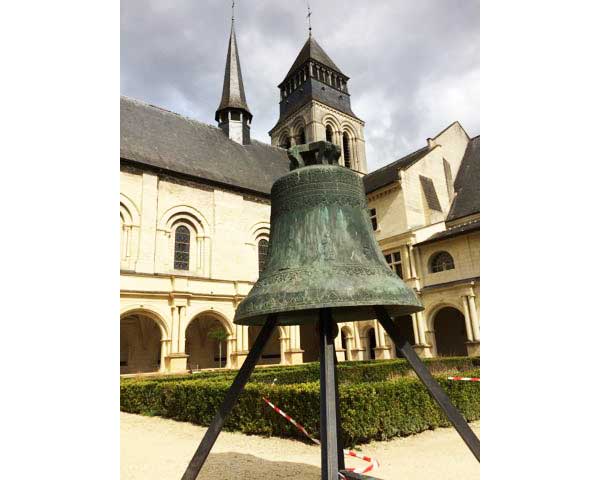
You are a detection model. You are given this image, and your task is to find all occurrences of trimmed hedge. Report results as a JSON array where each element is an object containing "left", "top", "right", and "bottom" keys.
[
  {"left": 121, "top": 370, "right": 480, "bottom": 447},
  {"left": 121, "top": 357, "right": 480, "bottom": 386}
]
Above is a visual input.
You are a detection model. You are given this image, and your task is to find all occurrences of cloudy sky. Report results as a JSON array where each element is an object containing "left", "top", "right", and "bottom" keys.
[{"left": 121, "top": 0, "right": 479, "bottom": 172}]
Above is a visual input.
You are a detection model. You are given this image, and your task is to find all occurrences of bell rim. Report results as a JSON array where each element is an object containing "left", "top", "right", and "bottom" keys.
[{"left": 233, "top": 299, "right": 424, "bottom": 326}]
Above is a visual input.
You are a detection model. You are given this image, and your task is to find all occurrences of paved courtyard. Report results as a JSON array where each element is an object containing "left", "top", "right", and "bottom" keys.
[{"left": 121, "top": 412, "right": 480, "bottom": 479}]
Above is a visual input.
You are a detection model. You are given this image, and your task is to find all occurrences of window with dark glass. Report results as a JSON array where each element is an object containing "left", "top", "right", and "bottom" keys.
[
  {"left": 384, "top": 251, "right": 403, "bottom": 278},
  {"left": 258, "top": 239, "right": 269, "bottom": 274},
  {"left": 430, "top": 251, "right": 455, "bottom": 273},
  {"left": 298, "top": 128, "right": 306, "bottom": 145},
  {"left": 326, "top": 126, "right": 333, "bottom": 143},
  {"left": 174, "top": 225, "right": 191, "bottom": 270},
  {"left": 370, "top": 208, "right": 378, "bottom": 230},
  {"left": 343, "top": 133, "right": 351, "bottom": 168}
]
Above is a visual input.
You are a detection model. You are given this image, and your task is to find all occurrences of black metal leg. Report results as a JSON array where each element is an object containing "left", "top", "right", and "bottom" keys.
[
  {"left": 375, "top": 306, "right": 480, "bottom": 462},
  {"left": 333, "top": 350, "right": 345, "bottom": 470},
  {"left": 181, "top": 314, "right": 278, "bottom": 480},
  {"left": 319, "top": 308, "right": 340, "bottom": 480}
]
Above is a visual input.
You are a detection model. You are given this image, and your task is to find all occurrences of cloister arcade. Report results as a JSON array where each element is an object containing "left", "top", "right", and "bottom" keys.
[{"left": 119, "top": 302, "right": 477, "bottom": 375}]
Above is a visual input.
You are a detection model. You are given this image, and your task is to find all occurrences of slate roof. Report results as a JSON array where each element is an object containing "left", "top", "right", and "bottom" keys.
[
  {"left": 415, "top": 219, "right": 480, "bottom": 246},
  {"left": 362, "top": 146, "right": 430, "bottom": 194},
  {"left": 281, "top": 36, "right": 346, "bottom": 85},
  {"left": 447, "top": 136, "right": 480, "bottom": 221},
  {"left": 216, "top": 24, "right": 252, "bottom": 119},
  {"left": 120, "top": 96, "right": 289, "bottom": 196}
]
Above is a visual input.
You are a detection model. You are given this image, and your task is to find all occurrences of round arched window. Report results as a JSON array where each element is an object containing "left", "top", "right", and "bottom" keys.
[
  {"left": 258, "top": 239, "right": 269, "bottom": 274},
  {"left": 174, "top": 225, "right": 191, "bottom": 270},
  {"left": 280, "top": 135, "right": 291, "bottom": 149},
  {"left": 342, "top": 132, "right": 352, "bottom": 168},
  {"left": 298, "top": 127, "right": 306, "bottom": 145},
  {"left": 325, "top": 126, "right": 333, "bottom": 143},
  {"left": 430, "top": 251, "right": 455, "bottom": 273}
]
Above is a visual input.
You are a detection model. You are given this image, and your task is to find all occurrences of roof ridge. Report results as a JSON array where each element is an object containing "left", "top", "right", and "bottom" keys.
[
  {"left": 121, "top": 95, "right": 224, "bottom": 133},
  {"left": 367, "top": 144, "right": 429, "bottom": 175},
  {"left": 432, "top": 120, "right": 466, "bottom": 140}
]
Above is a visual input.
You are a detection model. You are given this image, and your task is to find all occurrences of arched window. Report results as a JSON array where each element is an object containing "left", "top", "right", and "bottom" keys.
[
  {"left": 280, "top": 136, "right": 291, "bottom": 149},
  {"left": 258, "top": 239, "right": 269, "bottom": 274},
  {"left": 174, "top": 225, "right": 191, "bottom": 270},
  {"left": 342, "top": 132, "right": 352, "bottom": 168},
  {"left": 325, "top": 126, "right": 333, "bottom": 143},
  {"left": 430, "top": 251, "right": 455, "bottom": 273},
  {"left": 298, "top": 127, "right": 306, "bottom": 145}
]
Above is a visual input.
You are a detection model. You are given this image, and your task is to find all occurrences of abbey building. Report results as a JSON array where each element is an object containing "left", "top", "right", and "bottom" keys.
[{"left": 120, "top": 23, "right": 480, "bottom": 375}]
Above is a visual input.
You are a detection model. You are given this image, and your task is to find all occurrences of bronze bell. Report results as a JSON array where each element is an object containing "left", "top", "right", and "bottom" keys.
[
  {"left": 234, "top": 141, "right": 423, "bottom": 326},
  {"left": 186, "top": 149, "right": 478, "bottom": 480}
]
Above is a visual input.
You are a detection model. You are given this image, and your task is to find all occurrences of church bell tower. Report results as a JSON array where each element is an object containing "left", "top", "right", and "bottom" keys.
[
  {"left": 269, "top": 35, "right": 367, "bottom": 173},
  {"left": 216, "top": 20, "right": 252, "bottom": 145}
]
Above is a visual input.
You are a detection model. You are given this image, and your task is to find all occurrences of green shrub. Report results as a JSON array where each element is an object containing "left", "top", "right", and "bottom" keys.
[
  {"left": 120, "top": 373, "right": 479, "bottom": 447},
  {"left": 121, "top": 356, "right": 479, "bottom": 386}
]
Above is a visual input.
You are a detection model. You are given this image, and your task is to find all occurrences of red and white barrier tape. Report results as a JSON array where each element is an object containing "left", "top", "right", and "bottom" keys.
[
  {"left": 262, "top": 397, "right": 380, "bottom": 479},
  {"left": 447, "top": 376, "right": 480, "bottom": 382}
]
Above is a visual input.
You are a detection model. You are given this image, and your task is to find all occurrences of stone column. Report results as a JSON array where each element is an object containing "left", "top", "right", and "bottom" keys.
[
  {"left": 170, "top": 306, "right": 180, "bottom": 353},
  {"left": 461, "top": 296, "right": 474, "bottom": 342},
  {"left": 159, "top": 339, "right": 169, "bottom": 372},
  {"left": 279, "top": 328, "right": 288, "bottom": 365},
  {"left": 408, "top": 245, "right": 418, "bottom": 279},
  {"left": 226, "top": 337, "right": 234, "bottom": 368},
  {"left": 412, "top": 310, "right": 433, "bottom": 358},
  {"left": 468, "top": 295, "right": 480, "bottom": 342},
  {"left": 351, "top": 322, "right": 364, "bottom": 360},
  {"left": 166, "top": 306, "right": 189, "bottom": 372},
  {"left": 416, "top": 310, "right": 427, "bottom": 345},
  {"left": 374, "top": 322, "right": 391, "bottom": 360},
  {"left": 411, "top": 314, "right": 419, "bottom": 345},
  {"left": 334, "top": 332, "right": 345, "bottom": 361},
  {"left": 287, "top": 325, "right": 304, "bottom": 365},
  {"left": 401, "top": 245, "right": 412, "bottom": 279}
]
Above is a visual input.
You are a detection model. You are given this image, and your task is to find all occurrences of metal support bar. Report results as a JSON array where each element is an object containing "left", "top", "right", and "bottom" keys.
[
  {"left": 375, "top": 306, "right": 480, "bottom": 462},
  {"left": 181, "top": 314, "right": 278, "bottom": 480},
  {"left": 333, "top": 349, "right": 345, "bottom": 470},
  {"left": 319, "top": 308, "right": 340, "bottom": 480}
]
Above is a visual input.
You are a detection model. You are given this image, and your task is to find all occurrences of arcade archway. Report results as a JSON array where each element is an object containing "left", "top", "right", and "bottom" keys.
[
  {"left": 185, "top": 314, "right": 230, "bottom": 370},
  {"left": 120, "top": 313, "right": 162, "bottom": 374},
  {"left": 433, "top": 307, "right": 468, "bottom": 356}
]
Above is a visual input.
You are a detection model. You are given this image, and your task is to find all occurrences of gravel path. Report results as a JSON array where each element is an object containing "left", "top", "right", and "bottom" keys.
[{"left": 121, "top": 412, "right": 479, "bottom": 479}]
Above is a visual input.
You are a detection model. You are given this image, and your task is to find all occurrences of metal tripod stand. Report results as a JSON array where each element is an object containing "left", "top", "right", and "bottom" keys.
[{"left": 181, "top": 307, "right": 480, "bottom": 480}]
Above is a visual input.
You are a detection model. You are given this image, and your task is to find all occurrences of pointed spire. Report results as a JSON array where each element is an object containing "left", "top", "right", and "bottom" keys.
[
  {"left": 215, "top": 21, "right": 252, "bottom": 122},
  {"left": 281, "top": 35, "right": 344, "bottom": 84}
]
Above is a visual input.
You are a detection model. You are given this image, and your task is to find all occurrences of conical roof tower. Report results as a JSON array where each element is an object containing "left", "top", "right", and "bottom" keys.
[{"left": 215, "top": 21, "right": 252, "bottom": 145}]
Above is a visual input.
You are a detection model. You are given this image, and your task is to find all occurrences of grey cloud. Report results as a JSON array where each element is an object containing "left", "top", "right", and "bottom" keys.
[{"left": 121, "top": 0, "right": 479, "bottom": 171}]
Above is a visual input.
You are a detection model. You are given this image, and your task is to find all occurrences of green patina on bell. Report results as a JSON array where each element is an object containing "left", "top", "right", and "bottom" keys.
[{"left": 234, "top": 141, "right": 423, "bottom": 326}]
